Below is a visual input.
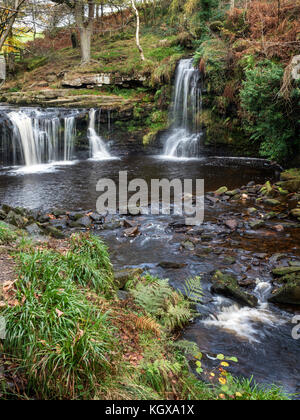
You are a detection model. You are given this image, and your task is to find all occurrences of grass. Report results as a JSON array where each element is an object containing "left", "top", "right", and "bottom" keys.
[{"left": 0, "top": 225, "right": 292, "bottom": 400}]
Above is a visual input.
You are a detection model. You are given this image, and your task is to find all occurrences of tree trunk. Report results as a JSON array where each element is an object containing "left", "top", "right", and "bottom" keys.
[
  {"left": 0, "top": 0, "right": 24, "bottom": 51},
  {"left": 79, "top": 27, "right": 92, "bottom": 64},
  {"left": 131, "top": 0, "right": 145, "bottom": 61},
  {"left": 74, "top": 0, "right": 95, "bottom": 65}
]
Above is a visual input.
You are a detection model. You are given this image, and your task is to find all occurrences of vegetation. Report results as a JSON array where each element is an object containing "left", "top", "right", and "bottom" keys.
[{"left": 0, "top": 226, "right": 290, "bottom": 400}]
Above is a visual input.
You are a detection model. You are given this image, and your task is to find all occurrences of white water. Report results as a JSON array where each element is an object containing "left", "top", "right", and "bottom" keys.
[
  {"left": 8, "top": 110, "right": 76, "bottom": 167},
  {"left": 203, "top": 281, "right": 285, "bottom": 343},
  {"left": 163, "top": 59, "right": 202, "bottom": 158},
  {"left": 88, "top": 109, "right": 111, "bottom": 160}
]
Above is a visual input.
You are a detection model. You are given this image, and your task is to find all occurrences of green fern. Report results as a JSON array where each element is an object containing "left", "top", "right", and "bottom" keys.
[
  {"left": 141, "top": 359, "right": 182, "bottom": 392},
  {"left": 184, "top": 276, "right": 203, "bottom": 304}
]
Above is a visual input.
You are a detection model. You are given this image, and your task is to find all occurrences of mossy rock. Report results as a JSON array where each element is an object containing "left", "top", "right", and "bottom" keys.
[
  {"left": 272, "top": 266, "right": 300, "bottom": 277},
  {"left": 211, "top": 270, "right": 258, "bottom": 307},
  {"left": 282, "top": 179, "right": 300, "bottom": 193},
  {"left": 114, "top": 267, "right": 144, "bottom": 289},
  {"left": 280, "top": 169, "right": 300, "bottom": 181},
  {"left": 269, "top": 278, "right": 300, "bottom": 305}
]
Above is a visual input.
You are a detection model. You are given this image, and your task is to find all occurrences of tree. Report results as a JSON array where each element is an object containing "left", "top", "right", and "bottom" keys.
[
  {"left": 0, "top": 0, "right": 27, "bottom": 51},
  {"left": 131, "top": 0, "right": 144, "bottom": 61},
  {"left": 51, "top": 0, "right": 96, "bottom": 64}
]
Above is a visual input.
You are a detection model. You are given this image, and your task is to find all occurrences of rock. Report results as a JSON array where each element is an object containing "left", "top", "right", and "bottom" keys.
[
  {"left": 2, "top": 204, "right": 13, "bottom": 214},
  {"left": 269, "top": 278, "right": 300, "bottom": 305},
  {"left": 114, "top": 267, "right": 144, "bottom": 289},
  {"left": 26, "top": 223, "right": 43, "bottom": 236},
  {"left": 224, "top": 219, "right": 238, "bottom": 231},
  {"left": 68, "top": 212, "right": 85, "bottom": 221},
  {"left": 282, "top": 179, "right": 300, "bottom": 193},
  {"left": 272, "top": 266, "right": 300, "bottom": 276},
  {"left": 158, "top": 261, "right": 187, "bottom": 269},
  {"left": 76, "top": 216, "right": 92, "bottom": 228},
  {"left": 226, "top": 189, "right": 240, "bottom": 197},
  {"left": 117, "top": 290, "right": 130, "bottom": 301},
  {"left": 273, "top": 224, "right": 284, "bottom": 232},
  {"left": 254, "top": 253, "right": 268, "bottom": 259},
  {"left": 45, "top": 226, "right": 66, "bottom": 239},
  {"left": 90, "top": 213, "right": 103, "bottom": 223},
  {"left": 249, "top": 220, "right": 265, "bottom": 229},
  {"left": 247, "top": 208, "right": 258, "bottom": 215},
  {"left": 38, "top": 214, "right": 51, "bottom": 223},
  {"left": 291, "top": 208, "right": 300, "bottom": 218},
  {"left": 48, "top": 218, "right": 68, "bottom": 230},
  {"left": 215, "top": 186, "right": 228, "bottom": 196},
  {"left": 181, "top": 240, "right": 195, "bottom": 251},
  {"left": 211, "top": 271, "right": 258, "bottom": 307},
  {"left": 222, "top": 256, "right": 236, "bottom": 265},
  {"left": 52, "top": 209, "right": 66, "bottom": 217},
  {"left": 124, "top": 226, "right": 139, "bottom": 237},
  {"left": 5, "top": 211, "right": 28, "bottom": 228},
  {"left": 264, "top": 199, "right": 281, "bottom": 207},
  {"left": 0, "top": 210, "right": 7, "bottom": 220},
  {"left": 238, "top": 278, "right": 257, "bottom": 288}
]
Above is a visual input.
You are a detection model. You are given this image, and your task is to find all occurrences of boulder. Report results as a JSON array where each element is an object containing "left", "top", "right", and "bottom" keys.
[
  {"left": 269, "top": 278, "right": 300, "bottom": 305},
  {"left": 114, "top": 267, "right": 144, "bottom": 289},
  {"left": 215, "top": 186, "right": 228, "bottom": 196},
  {"left": 5, "top": 211, "right": 28, "bottom": 228},
  {"left": 26, "top": 223, "right": 43, "bottom": 236},
  {"left": 211, "top": 271, "right": 258, "bottom": 307}
]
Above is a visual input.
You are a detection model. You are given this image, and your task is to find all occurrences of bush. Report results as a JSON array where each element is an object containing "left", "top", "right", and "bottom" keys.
[{"left": 240, "top": 59, "right": 300, "bottom": 162}]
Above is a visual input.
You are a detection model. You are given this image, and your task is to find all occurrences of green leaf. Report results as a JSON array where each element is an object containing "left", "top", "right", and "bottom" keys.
[{"left": 217, "top": 354, "right": 225, "bottom": 360}]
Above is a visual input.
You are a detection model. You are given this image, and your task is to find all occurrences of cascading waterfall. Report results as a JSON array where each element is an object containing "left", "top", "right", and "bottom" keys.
[
  {"left": 163, "top": 58, "right": 202, "bottom": 158},
  {"left": 88, "top": 108, "right": 111, "bottom": 160},
  {"left": 6, "top": 109, "right": 77, "bottom": 167}
]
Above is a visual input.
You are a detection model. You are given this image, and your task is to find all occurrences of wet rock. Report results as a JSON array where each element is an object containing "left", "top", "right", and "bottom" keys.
[
  {"left": 181, "top": 240, "right": 195, "bottom": 251},
  {"left": 76, "top": 216, "right": 92, "bottom": 228},
  {"left": 37, "top": 214, "right": 51, "bottom": 223},
  {"left": 253, "top": 253, "right": 268, "bottom": 260},
  {"left": 272, "top": 266, "right": 300, "bottom": 276},
  {"left": 45, "top": 226, "right": 66, "bottom": 239},
  {"left": 52, "top": 209, "right": 67, "bottom": 217},
  {"left": 122, "top": 219, "right": 135, "bottom": 228},
  {"left": 102, "top": 220, "right": 122, "bottom": 230},
  {"left": 282, "top": 179, "right": 300, "bottom": 193},
  {"left": 249, "top": 220, "right": 265, "bottom": 229},
  {"left": 68, "top": 212, "right": 85, "bottom": 221},
  {"left": 26, "top": 223, "right": 43, "bottom": 236},
  {"left": 224, "top": 219, "right": 238, "bottom": 231},
  {"left": 158, "top": 261, "right": 187, "bottom": 269},
  {"left": 273, "top": 224, "right": 284, "bottom": 232},
  {"left": 0, "top": 210, "right": 7, "bottom": 220},
  {"left": 227, "top": 189, "right": 240, "bottom": 197},
  {"left": 5, "top": 211, "right": 28, "bottom": 228},
  {"left": 211, "top": 271, "right": 258, "bottom": 307},
  {"left": 222, "top": 256, "right": 236, "bottom": 265},
  {"left": 2, "top": 204, "right": 13, "bottom": 214},
  {"left": 215, "top": 186, "right": 228, "bottom": 196},
  {"left": 291, "top": 208, "right": 300, "bottom": 218},
  {"left": 123, "top": 226, "right": 139, "bottom": 237},
  {"left": 114, "top": 267, "right": 144, "bottom": 289},
  {"left": 48, "top": 218, "right": 68, "bottom": 230},
  {"left": 269, "top": 277, "right": 300, "bottom": 305},
  {"left": 238, "top": 278, "right": 257, "bottom": 288},
  {"left": 247, "top": 207, "right": 258, "bottom": 215},
  {"left": 264, "top": 199, "right": 281, "bottom": 207}
]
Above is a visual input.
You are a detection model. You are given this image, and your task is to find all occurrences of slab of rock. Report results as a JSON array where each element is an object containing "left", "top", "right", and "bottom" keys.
[
  {"left": 272, "top": 266, "right": 300, "bottom": 276},
  {"left": 211, "top": 271, "right": 258, "bottom": 307},
  {"left": 224, "top": 219, "right": 238, "bottom": 231},
  {"left": 269, "top": 278, "right": 300, "bottom": 305}
]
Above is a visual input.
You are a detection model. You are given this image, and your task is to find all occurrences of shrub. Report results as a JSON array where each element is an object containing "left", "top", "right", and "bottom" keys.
[{"left": 240, "top": 59, "right": 300, "bottom": 162}]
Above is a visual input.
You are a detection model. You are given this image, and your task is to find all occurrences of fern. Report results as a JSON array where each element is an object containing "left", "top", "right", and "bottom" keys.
[
  {"left": 141, "top": 359, "right": 182, "bottom": 392},
  {"left": 130, "top": 276, "right": 193, "bottom": 332},
  {"left": 184, "top": 276, "right": 203, "bottom": 304},
  {"left": 129, "top": 314, "right": 161, "bottom": 337}
]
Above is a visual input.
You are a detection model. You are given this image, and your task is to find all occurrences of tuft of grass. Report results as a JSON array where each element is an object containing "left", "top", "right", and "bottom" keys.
[{"left": 0, "top": 222, "right": 18, "bottom": 245}]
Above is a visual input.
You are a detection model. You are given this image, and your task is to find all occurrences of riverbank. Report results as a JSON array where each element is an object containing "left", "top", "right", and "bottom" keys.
[{"left": 0, "top": 220, "right": 290, "bottom": 400}]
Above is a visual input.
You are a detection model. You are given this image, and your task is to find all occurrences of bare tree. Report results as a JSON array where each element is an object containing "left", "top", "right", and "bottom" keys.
[{"left": 131, "top": 0, "right": 144, "bottom": 61}]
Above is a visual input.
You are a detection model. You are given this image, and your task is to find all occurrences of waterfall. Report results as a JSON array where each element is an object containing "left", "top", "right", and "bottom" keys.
[
  {"left": 163, "top": 59, "right": 202, "bottom": 158},
  {"left": 88, "top": 109, "right": 111, "bottom": 160},
  {"left": 7, "top": 110, "right": 77, "bottom": 167}
]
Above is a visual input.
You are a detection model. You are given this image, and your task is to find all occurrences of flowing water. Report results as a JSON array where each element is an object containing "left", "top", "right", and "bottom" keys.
[
  {"left": 0, "top": 93, "right": 299, "bottom": 395},
  {"left": 163, "top": 59, "right": 203, "bottom": 158},
  {"left": 5, "top": 108, "right": 78, "bottom": 167},
  {"left": 88, "top": 109, "right": 112, "bottom": 160}
]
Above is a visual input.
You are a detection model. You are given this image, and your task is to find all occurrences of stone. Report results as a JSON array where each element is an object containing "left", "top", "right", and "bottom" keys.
[
  {"left": 222, "top": 256, "right": 236, "bottom": 265},
  {"left": 124, "top": 226, "right": 139, "bottom": 237},
  {"left": 68, "top": 212, "right": 85, "bottom": 221},
  {"left": 76, "top": 216, "right": 92, "bottom": 228},
  {"left": 215, "top": 186, "right": 228, "bottom": 195},
  {"left": 117, "top": 290, "right": 130, "bottom": 301},
  {"left": 26, "top": 223, "right": 43, "bottom": 236},
  {"left": 269, "top": 279, "right": 300, "bottom": 305},
  {"left": 114, "top": 268, "right": 144, "bottom": 289},
  {"left": 264, "top": 199, "right": 281, "bottom": 207},
  {"left": 5, "top": 211, "right": 28, "bottom": 228},
  {"left": 224, "top": 219, "right": 238, "bottom": 231},
  {"left": 90, "top": 213, "right": 103, "bottom": 223},
  {"left": 211, "top": 270, "right": 258, "bottom": 307},
  {"left": 272, "top": 266, "right": 300, "bottom": 276},
  {"left": 45, "top": 226, "right": 66, "bottom": 239},
  {"left": 158, "top": 261, "right": 187, "bottom": 269},
  {"left": 181, "top": 240, "right": 195, "bottom": 251},
  {"left": 291, "top": 208, "right": 300, "bottom": 218},
  {"left": 249, "top": 220, "right": 265, "bottom": 229},
  {"left": 247, "top": 208, "right": 258, "bottom": 215}
]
